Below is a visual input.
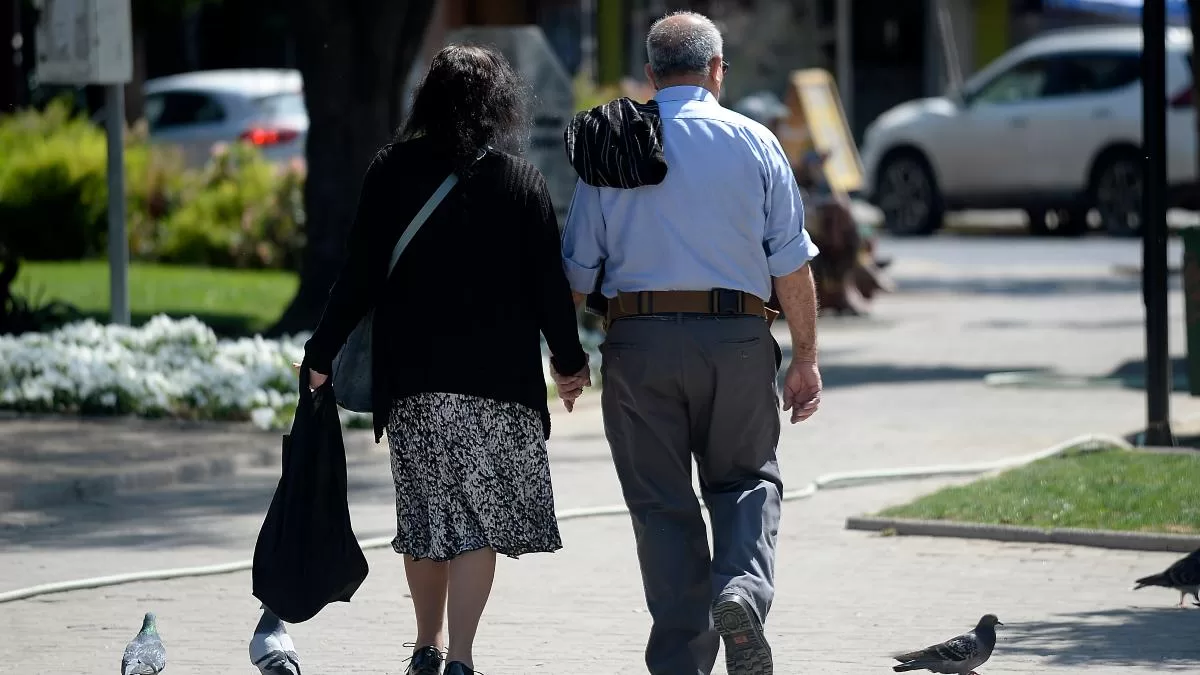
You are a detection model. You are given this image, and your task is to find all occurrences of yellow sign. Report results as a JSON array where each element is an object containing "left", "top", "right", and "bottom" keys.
[{"left": 779, "top": 68, "right": 863, "bottom": 194}]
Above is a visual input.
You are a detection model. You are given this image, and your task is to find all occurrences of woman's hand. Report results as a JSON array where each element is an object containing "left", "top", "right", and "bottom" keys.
[
  {"left": 550, "top": 359, "right": 592, "bottom": 412},
  {"left": 291, "top": 362, "right": 329, "bottom": 391}
]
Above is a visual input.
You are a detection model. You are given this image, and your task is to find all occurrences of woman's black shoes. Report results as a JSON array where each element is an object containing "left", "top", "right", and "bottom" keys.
[
  {"left": 404, "top": 646, "right": 444, "bottom": 675},
  {"left": 445, "top": 662, "right": 475, "bottom": 675}
]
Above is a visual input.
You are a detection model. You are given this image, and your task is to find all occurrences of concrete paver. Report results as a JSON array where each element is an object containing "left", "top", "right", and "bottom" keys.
[{"left": 3, "top": 237, "right": 1200, "bottom": 673}]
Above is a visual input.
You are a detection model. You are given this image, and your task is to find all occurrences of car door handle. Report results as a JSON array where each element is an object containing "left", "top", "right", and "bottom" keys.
[
  {"left": 1009, "top": 117, "right": 1028, "bottom": 128},
  {"left": 1092, "top": 108, "right": 1112, "bottom": 119}
]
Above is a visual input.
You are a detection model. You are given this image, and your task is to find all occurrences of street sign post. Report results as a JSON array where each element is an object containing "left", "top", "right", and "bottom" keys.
[
  {"left": 33, "top": 0, "right": 133, "bottom": 325},
  {"left": 444, "top": 26, "right": 574, "bottom": 225},
  {"left": 1141, "top": 0, "right": 1174, "bottom": 446}
]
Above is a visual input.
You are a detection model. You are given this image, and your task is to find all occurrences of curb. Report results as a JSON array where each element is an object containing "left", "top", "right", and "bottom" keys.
[
  {"left": 1, "top": 424, "right": 383, "bottom": 513},
  {"left": 845, "top": 516, "right": 1200, "bottom": 554}
]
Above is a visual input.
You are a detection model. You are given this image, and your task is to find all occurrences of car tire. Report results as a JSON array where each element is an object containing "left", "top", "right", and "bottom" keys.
[
  {"left": 875, "top": 151, "right": 944, "bottom": 236},
  {"left": 1026, "top": 209, "right": 1052, "bottom": 237},
  {"left": 1060, "top": 207, "right": 1091, "bottom": 237},
  {"left": 1090, "top": 151, "right": 1143, "bottom": 238}
]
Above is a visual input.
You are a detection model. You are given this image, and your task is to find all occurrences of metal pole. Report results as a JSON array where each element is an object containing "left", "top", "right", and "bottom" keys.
[
  {"left": 1141, "top": 0, "right": 1173, "bottom": 446},
  {"left": 835, "top": 0, "right": 853, "bottom": 128},
  {"left": 104, "top": 84, "right": 130, "bottom": 326}
]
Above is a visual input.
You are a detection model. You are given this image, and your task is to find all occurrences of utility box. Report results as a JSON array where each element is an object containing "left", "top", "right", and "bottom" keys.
[
  {"left": 34, "top": 0, "right": 133, "bottom": 85},
  {"left": 444, "top": 26, "right": 574, "bottom": 225}
]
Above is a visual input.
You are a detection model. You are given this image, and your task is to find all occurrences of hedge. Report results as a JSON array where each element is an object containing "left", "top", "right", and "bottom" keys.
[{"left": 0, "top": 100, "right": 306, "bottom": 270}]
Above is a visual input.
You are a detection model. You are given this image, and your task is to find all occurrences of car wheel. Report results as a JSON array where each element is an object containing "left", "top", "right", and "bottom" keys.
[
  {"left": 1060, "top": 207, "right": 1091, "bottom": 237},
  {"left": 876, "top": 151, "right": 943, "bottom": 236},
  {"left": 1027, "top": 209, "right": 1052, "bottom": 236},
  {"left": 1091, "top": 152, "right": 1143, "bottom": 237}
]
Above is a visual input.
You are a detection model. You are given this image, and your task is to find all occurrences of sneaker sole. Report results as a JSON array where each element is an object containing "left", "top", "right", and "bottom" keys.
[{"left": 713, "top": 598, "right": 773, "bottom": 675}]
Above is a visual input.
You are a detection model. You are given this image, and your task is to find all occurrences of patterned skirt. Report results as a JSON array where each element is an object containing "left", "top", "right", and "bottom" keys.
[{"left": 385, "top": 392, "right": 562, "bottom": 561}]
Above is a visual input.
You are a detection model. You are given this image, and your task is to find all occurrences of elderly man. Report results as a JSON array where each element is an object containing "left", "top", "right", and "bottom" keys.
[{"left": 557, "top": 11, "right": 821, "bottom": 675}]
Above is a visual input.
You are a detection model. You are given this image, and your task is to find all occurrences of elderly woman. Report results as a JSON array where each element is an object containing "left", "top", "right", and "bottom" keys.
[{"left": 302, "top": 45, "right": 590, "bottom": 675}]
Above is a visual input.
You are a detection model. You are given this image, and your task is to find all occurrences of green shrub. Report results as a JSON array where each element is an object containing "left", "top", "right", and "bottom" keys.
[
  {"left": 0, "top": 101, "right": 306, "bottom": 270},
  {"left": 0, "top": 100, "right": 175, "bottom": 260},
  {"left": 152, "top": 143, "right": 306, "bottom": 269}
]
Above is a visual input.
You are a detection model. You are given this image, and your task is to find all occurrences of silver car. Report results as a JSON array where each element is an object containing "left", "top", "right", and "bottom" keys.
[{"left": 141, "top": 68, "right": 308, "bottom": 168}]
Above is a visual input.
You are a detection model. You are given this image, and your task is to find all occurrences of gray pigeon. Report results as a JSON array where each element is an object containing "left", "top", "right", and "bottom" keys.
[
  {"left": 121, "top": 611, "right": 166, "bottom": 675},
  {"left": 892, "top": 614, "right": 1002, "bottom": 675},
  {"left": 1134, "top": 547, "right": 1200, "bottom": 607},
  {"left": 249, "top": 606, "right": 301, "bottom": 675}
]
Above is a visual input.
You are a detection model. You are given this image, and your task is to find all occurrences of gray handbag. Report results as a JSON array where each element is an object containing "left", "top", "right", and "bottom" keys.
[{"left": 329, "top": 171, "right": 461, "bottom": 413}]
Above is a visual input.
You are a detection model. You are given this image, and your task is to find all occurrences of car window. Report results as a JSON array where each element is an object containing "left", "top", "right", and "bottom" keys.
[
  {"left": 1042, "top": 52, "right": 1142, "bottom": 97},
  {"left": 968, "top": 58, "right": 1050, "bottom": 105},
  {"left": 253, "top": 93, "right": 306, "bottom": 118},
  {"left": 146, "top": 92, "right": 226, "bottom": 131}
]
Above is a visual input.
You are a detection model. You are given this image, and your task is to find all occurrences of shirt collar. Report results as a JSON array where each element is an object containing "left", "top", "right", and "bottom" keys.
[{"left": 654, "top": 85, "right": 717, "bottom": 104}]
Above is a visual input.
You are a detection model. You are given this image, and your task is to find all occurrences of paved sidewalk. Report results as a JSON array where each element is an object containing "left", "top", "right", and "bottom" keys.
[
  {"left": 3, "top": 478, "right": 1197, "bottom": 673},
  {"left": 4, "top": 241, "right": 1200, "bottom": 672}
]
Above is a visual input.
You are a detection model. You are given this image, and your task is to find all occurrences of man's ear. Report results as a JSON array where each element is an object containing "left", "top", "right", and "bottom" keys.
[{"left": 644, "top": 63, "right": 657, "bottom": 90}]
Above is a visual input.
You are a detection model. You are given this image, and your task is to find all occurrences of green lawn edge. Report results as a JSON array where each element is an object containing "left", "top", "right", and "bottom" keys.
[
  {"left": 876, "top": 449, "right": 1200, "bottom": 535},
  {"left": 14, "top": 261, "right": 298, "bottom": 336}
]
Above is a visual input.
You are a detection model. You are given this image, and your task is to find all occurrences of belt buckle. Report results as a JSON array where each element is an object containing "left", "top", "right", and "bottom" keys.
[{"left": 713, "top": 289, "right": 742, "bottom": 315}]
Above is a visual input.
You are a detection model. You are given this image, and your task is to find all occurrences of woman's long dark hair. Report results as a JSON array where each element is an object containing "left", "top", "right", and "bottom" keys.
[{"left": 399, "top": 45, "right": 528, "bottom": 170}]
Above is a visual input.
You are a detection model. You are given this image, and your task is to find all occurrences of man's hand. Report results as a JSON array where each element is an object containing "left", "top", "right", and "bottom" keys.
[
  {"left": 551, "top": 359, "right": 591, "bottom": 412},
  {"left": 781, "top": 359, "right": 821, "bottom": 423}
]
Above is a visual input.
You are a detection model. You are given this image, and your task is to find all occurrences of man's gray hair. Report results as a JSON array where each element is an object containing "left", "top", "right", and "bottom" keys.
[{"left": 645, "top": 11, "right": 723, "bottom": 79}]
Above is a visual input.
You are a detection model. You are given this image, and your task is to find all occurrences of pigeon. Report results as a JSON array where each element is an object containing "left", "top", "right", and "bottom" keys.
[
  {"left": 121, "top": 611, "right": 166, "bottom": 675},
  {"left": 1133, "top": 547, "right": 1200, "bottom": 608},
  {"left": 892, "top": 614, "right": 1002, "bottom": 675},
  {"left": 249, "top": 606, "right": 302, "bottom": 675}
]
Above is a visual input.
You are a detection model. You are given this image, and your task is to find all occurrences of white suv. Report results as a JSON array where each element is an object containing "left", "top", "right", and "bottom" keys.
[{"left": 859, "top": 25, "right": 1195, "bottom": 237}]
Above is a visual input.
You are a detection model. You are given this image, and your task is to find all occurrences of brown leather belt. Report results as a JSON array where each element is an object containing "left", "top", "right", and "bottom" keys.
[{"left": 606, "top": 289, "right": 775, "bottom": 324}]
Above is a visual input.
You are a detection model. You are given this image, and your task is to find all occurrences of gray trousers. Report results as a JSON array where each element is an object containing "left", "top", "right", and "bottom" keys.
[{"left": 600, "top": 315, "right": 783, "bottom": 675}]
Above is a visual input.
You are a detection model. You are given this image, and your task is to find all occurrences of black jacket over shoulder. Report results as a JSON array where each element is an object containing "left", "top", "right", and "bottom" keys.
[{"left": 304, "top": 137, "right": 588, "bottom": 442}]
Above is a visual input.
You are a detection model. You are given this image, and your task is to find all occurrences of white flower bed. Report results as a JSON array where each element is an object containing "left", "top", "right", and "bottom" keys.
[{"left": 0, "top": 315, "right": 602, "bottom": 430}]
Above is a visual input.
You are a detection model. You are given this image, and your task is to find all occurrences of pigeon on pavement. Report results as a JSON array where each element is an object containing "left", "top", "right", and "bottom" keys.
[
  {"left": 892, "top": 614, "right": 1002, "bottom": 675},
  {"left": 1133, "top": 547, "right": 1200, "bottom": 608},
  {"left": 250, "top": 606, "right": 302, "bottom": 675},
  {"left": 121, "top": 611, "right": 166, "bottom": 675}
]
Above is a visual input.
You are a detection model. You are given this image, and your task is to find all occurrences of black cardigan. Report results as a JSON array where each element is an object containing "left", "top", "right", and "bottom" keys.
[{"left": 304, "top": 137, "right": 588, "bottom": 442}]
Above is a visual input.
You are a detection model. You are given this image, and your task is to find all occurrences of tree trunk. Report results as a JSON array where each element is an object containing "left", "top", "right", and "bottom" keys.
[{"left": 268, "top": 0, "right": 437, "bottom": 336}]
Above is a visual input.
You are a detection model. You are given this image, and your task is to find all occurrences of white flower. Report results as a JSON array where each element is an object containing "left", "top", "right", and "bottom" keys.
[{"left": 250, "top": 407, "right": 277, "bottom": 430}]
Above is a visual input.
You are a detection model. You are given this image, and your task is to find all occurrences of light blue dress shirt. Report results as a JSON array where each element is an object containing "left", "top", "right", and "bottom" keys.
[{"left": 560, "top": 85, "right": 819, "bottom": 301}]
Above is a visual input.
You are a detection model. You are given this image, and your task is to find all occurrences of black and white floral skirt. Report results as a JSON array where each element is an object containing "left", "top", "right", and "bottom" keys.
[{"left": 385, "top": 392, "right": 562, "bottom": 561}]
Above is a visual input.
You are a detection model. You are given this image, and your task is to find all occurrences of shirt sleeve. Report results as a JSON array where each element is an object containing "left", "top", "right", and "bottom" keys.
[
  {"left": 762, "top": 138, "right": 820, "bottom": 277},
  {"left": 303, "top": 150, "right": 389, "bottom": 374},
  {"left": 560, "top": 179, "right": 607, "bottom": 294},
  {"left": 529, "top": 174, "right": 587, "bottom": 377}
]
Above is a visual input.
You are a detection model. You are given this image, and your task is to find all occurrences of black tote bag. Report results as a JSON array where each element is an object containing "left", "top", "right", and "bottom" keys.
[{"left": 252, "top": 367, "right": 369, "bottom": 623}]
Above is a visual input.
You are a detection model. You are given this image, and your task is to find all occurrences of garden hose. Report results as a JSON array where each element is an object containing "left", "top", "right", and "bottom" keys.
[{"left": 0, "top": 433, "right": 1129, "bottom": 605}]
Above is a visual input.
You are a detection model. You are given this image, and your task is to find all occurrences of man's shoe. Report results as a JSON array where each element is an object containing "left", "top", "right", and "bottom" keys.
[
  {"left": 445, "top": 662, "right": 474, "bottom": 675},
  {"left": 404, "top": 645, "right": 443, "bottom": 675},
  {"left": 712, "top": 593, "right": 773, "bottom": 675}
]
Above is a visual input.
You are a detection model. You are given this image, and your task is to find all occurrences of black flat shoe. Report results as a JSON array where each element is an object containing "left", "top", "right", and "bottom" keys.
[
  {"left": 445, "top": 662, "right": 474, "bottom": 675},
  {"left": 712, "top": 592, "right": 773, "bottom": 675},
  {"left": 404, "top": 645, "right": 443, "bottom": 675}
]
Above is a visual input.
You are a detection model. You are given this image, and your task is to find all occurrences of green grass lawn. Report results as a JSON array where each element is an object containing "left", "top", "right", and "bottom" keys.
[
  {"left": 877, "top": 449, "right": 1200, "bottom": 534},
  {"left": 13, "top": 261, "right": 298, "bottom": 336}
]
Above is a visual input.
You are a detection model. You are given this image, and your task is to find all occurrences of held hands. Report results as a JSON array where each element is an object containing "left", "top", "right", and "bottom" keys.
[
  {"left": 781, "top": 359, "right": 822, "bottom": 424},
  {"left": 550, "top": 357, "right": 592, "bottom": 412}
]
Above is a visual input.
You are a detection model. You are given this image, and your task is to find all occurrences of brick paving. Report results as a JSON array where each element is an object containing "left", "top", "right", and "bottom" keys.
[{"left": 3, "top": 246, "right": 1200, "bottom": 673}]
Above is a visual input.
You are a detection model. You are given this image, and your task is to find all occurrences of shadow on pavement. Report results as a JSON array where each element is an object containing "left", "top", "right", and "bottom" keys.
[
  {"left": 777, "top": 344, "right": 1045, "bottom": 388},
  {"left": 967, "top": 318, "right": 1148, "bottom": 331},
  {"left": 1001, "top": 607, "right": 1200, "bottom": 668},
  {"left": 0, "top": 453, "right": 394, "bottom": 550},
  {"left": 895, "top": 274, "right": 1175, "bottom": 296}
]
